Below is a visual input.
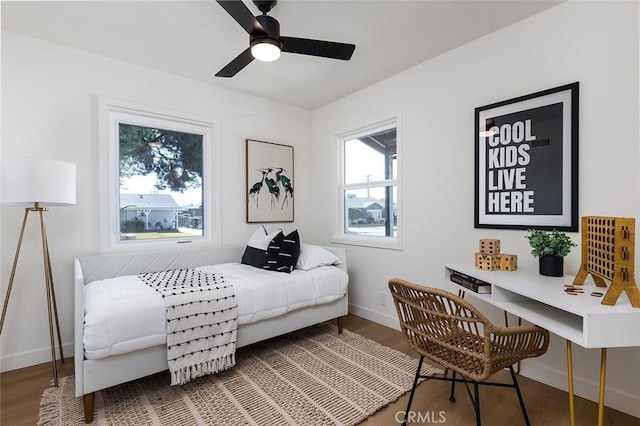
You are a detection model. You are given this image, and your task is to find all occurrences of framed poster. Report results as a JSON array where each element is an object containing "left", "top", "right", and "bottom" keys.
[
  {"left": 475, "top": 82, "right": 579, "bottom": 231},
  {"left": 246, "top": 139, "right": 294, "bottom": 223}
]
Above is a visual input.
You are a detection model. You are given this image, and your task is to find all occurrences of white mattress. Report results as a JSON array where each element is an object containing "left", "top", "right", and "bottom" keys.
[{"left": 83, "top": 263, "right": 348, "bottom": 360}]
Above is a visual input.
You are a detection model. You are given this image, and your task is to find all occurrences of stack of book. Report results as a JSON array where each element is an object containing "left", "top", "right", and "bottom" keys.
[{"left": 449, "top": 270, "right": 491, "bottom": 294}]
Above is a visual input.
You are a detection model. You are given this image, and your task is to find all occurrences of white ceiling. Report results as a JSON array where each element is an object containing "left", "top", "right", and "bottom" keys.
[{"left": 2, "top": 1, "right": 561, "bottom": 110}]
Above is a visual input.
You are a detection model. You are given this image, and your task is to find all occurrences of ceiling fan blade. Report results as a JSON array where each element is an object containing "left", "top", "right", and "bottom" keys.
[
  {"left": 217, "top": 0, "right": 265, "bottom": 35},
  {"left": 215, "top": 48, "right": 255, "bottom": 77},
  {"left": 281, "top": 37, "right": 355, "bottom": 60}
]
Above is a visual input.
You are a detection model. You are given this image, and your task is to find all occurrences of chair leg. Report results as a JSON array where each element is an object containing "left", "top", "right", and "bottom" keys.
[
  {"left": 509, "top": 365, "right": 531, "bottom": 426},
  {"left": 403, "top": 355, "right": 424, "bottom": 426},
  {"left": 449, "top": 371, "right": 457, "bottom": 402},
  {"left": 474, "top": 382, "right": 481, "bottom": 426},
  {"left": 461, "top": 376, "right": 482, "bottom": 426}
]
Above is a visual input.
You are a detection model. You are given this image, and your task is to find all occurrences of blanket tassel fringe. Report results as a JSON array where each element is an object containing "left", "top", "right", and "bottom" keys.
[{"left": 171, "top": 353, "right": 236, "bottom": 386}]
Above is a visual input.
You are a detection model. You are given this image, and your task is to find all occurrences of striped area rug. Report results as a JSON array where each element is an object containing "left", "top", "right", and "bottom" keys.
[{"left": 38, "top": 323, "right": 441, "bottom": 425}]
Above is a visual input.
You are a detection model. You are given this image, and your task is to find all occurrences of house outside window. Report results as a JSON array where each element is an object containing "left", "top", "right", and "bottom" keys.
[
  {"left": 118, "top": 123, "right": 204, "bottom": 241},
  {"left": 335, "top": 118, "right": 401, "bottom": 249},
  {"left": 99, "top": 98, "right": 220, "bottom": 252}
]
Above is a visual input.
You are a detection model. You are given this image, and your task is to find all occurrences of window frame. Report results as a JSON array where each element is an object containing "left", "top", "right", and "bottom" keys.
[
  {"left": 98, "top": 97, "right": 221, "bottom": 253},
  {"left": 333, "top": 117, "right": 402, "bottom": 250}
]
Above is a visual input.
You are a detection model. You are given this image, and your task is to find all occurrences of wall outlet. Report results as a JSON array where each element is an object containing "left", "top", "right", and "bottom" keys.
[{"left": 379, "top": 292, "right": 387, "bottom": 306}]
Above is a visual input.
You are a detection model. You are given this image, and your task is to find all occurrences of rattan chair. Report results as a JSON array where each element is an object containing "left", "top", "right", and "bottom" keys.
[{"left": 388, "top": 278, "right": 549, "bottom": 426}]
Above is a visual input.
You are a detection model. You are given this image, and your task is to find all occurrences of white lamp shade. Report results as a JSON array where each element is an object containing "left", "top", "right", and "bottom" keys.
[
  {"left": 251, "top": 41, "right": 281, "bottom": 62},
  {"left": 1, "top": 158, "right": 76, "bottom": 206}
]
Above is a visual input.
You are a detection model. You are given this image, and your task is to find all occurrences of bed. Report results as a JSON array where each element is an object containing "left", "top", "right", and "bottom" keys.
[{"left": 74, "top": 244, "right": 348, "bottom": 423}]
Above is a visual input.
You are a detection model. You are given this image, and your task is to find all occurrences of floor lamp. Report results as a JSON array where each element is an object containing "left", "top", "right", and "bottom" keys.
[{"left": 0, "top": 158, "right": 76, "bottom": 387}]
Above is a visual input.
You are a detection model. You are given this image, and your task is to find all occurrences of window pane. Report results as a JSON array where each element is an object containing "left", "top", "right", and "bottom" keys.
[
  {"left": 344, "top": 186, "right": 397, "bottom": 237},
  {"left": 119, "top": 123, "right": 204, "bottom": 241},
  {"left": 344, "top": 127, "right": 397, "bottom": 184}
]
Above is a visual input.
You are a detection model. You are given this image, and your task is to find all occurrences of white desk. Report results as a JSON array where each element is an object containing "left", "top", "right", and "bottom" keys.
[{"left": 445, "top": 264, "right": 640, "bottom": 426}]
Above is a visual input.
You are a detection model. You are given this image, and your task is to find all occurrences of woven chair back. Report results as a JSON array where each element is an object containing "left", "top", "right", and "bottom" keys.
[{"left": 389, "top": 278, "right": 495, "bottom": 381}]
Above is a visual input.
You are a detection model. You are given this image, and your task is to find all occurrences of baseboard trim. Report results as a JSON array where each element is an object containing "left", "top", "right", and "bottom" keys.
[
  {"left": 348, "top": 303, "right": 400, "bottom": 331},
  {"left": 0, "top": 342, "right": 73, "bottom": 373},
  {"left": 522, "top": 359, "right": 640, "bottom": 419}
]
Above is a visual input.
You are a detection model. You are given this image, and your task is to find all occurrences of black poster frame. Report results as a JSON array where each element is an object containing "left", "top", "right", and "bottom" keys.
[{"left": 474, "top": 82, "right": 579, "bottom": 231}]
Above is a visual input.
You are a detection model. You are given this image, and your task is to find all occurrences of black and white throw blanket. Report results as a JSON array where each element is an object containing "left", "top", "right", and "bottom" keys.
[{"left": 138, "top": 269, "right": 237, "bottom": 386}]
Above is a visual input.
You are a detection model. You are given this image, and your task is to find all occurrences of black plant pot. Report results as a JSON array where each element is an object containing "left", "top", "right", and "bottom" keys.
[{"left": 539, "top": 255, "right": 564, "bottom": 277}]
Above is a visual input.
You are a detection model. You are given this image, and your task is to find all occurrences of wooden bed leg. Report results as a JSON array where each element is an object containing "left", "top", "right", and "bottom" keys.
[
  {"left": 337, "top": 316, "right": 344, "bottom": 334},
  {"left": 83, "top": 392, "right": 95, "bottom": 423}
]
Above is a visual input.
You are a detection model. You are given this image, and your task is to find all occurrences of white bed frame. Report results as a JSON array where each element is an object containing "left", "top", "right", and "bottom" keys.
[{"left": 73, "top": 245, "right": 348, "bottom": 423}]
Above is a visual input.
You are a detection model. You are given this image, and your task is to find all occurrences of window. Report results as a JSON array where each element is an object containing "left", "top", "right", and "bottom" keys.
[
  {"left": 99, "top": 98, "right": 220, "bottom": 251},
  {"left": 119, "top": 123, "right": 204, "bottom": 241},
  {"left": 336, "top": 119, "right": 400, "bottom": 249}
]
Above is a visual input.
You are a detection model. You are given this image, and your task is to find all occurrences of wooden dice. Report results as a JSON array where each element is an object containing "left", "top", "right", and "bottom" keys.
[
  {"left": 475, "top": 252, "right": 501, "bottom": 271},
  {"left": 475, "top": 239, "right": 517, "bottom": 271},
  {"left": 500, "top": 254, "right": 518, "bottom": 271},
  {"left": 479, "top": 239, "right": 500, "bottom": 255}
]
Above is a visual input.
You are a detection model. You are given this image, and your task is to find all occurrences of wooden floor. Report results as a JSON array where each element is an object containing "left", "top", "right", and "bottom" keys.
[{"left": 1, "top": 314, "right": 639, "bottom": 425}]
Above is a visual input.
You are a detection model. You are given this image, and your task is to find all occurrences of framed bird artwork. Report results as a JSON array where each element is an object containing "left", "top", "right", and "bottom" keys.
[{"left": 246, "top": 139, "right": 294, "bottom": 223}]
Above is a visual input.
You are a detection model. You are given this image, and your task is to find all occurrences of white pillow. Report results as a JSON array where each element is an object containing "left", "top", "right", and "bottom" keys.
[
  {"left": 296, "top": 244, "right": 342, "bottom": 270},
  {"left": 241, "top": 226, "right": 282, "bottom": 268},
  {"left": 248, "top": 226, "right": 281, "bottom": 250}
]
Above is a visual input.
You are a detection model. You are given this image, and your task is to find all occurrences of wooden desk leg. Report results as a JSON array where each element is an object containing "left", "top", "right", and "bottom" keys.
[
  {"left": 598, "top": 348, "right": 607, "bottom": 426},
  {"left": 566, "top": 340, "right": 575, "bottom": 426}
]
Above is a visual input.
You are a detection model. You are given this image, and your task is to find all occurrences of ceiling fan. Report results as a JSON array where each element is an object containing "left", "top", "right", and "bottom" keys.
[{"left": 215, "top": 0, "right": 356, "bottom": 77}]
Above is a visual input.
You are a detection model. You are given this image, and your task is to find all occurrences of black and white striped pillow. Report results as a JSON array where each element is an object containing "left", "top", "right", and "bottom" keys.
[{"left": 263, "top": 230, "right": 300, "bottom": 273}]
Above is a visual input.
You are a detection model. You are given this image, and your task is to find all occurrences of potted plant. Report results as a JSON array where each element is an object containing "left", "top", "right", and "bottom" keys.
[{"left": 525, "top": 229, "right": 577, "bottom": 277}]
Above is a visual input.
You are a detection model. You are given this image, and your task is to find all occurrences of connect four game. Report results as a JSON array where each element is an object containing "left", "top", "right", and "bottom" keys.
[{"left": 572, "top": 216, "right": 640, "bottom": 307}]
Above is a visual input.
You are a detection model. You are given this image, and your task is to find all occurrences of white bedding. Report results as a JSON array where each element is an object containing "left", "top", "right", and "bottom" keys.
[{"left": 83, "top": 262, "right": 348, "bottom": 360}]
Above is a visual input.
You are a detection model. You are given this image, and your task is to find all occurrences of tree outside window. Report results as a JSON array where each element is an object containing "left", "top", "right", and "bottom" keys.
[{"left": 118, "top": 123, "right": 204, "bottom": 241}]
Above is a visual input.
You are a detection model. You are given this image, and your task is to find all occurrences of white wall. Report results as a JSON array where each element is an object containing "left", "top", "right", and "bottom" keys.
[
  {"left": 2, "top": 0, "right": 639, "bottom": 419},
  {"left": 0, "top": 31, "right": 311, "bottom": 370},
  {"left": 312, "top": 1, "right": 640, "bottom": 418}
]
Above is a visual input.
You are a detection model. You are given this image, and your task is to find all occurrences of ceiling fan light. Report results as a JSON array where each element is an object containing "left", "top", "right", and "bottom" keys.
[{"left": 251, "top": 40, "right": 281, "bottom": 62}]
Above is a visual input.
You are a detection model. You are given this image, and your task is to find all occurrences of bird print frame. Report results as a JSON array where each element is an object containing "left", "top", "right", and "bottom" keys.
[{"left": 246, "top": 139, "right": 294, "bottom": 223}]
